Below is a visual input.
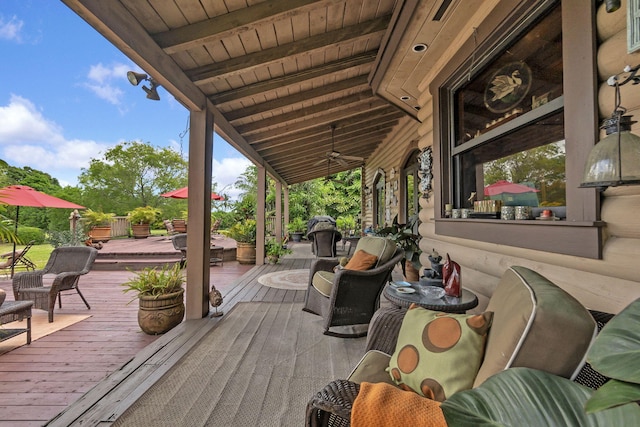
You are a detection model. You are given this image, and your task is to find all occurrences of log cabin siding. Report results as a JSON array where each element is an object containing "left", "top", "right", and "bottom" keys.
[
  {"left": 363, "top": 115, "right": 420, "bottom": 228},
  {"left": 366, "top": 1, "right": 640, "bottom": 315}
]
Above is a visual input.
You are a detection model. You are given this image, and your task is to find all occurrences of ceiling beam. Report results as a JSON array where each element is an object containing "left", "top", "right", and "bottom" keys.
[
  {"left": 186, "top": 15, "right": 391, "bottom": 84},
  {"left": 225, "top": 75, "right": 370, "bottom": 122},
  {"left": 154, "top": 0, "right": 339, "bottom": 54},
  {"left": 236, "top": 90, "right": 377, "bottom": 134},
  {"left": 245, "top": 103, "right": 398, "bottom": 144},
  {"left": 209, "top": 51, "right": 377, "bottom": 105}
]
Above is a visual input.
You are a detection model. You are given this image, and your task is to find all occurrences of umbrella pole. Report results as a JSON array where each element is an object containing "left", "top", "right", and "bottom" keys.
[{"left": 11, "top": 206, "right": 19, "bottom": 278}]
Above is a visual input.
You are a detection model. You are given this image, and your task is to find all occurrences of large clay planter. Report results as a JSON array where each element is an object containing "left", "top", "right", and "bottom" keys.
[
  {"left": 131, "top": 224, "right": 150, "bottom": 239},
  {"left": 138, "top": 289, "right": 185, "bottom": 335},
  {"left": 236, "top": 242, "right": 256, "bottom": 265},
  {"left": 90, "top": 226, "right": 111, "bottom": 243}
]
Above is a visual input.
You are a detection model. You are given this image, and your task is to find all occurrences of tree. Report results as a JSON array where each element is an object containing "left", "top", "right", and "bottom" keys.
[{"left": 78, "top": 141, "right": 187, "bottom": 215}]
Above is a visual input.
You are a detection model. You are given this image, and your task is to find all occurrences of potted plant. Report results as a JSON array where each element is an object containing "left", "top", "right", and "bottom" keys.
[
  {"left": 287, "top": 217, "right": 307, "bottom": 242},
  {"left": 265, "top": 238, "right": 292, "bottom": 264},
  {"left": 336, "top": 215, "right": 357, "bottom": 236},
  {"left": 441, "top": 297, "right": 640, "bottom": 424},
  {"left": 82, "top": 209, "right": 116, "bottom": 243},
  {"left": 127, "top": 206, "right": 162, "bottom": 239},
  {"left": 121, "top": 263, "right": 185, "bottom": 335},
  {"left": 375, "top": 213, "right": 421, "bottom": 281},
  {"left": 223, "top": 219, "right": 257, "bottom": 264}
]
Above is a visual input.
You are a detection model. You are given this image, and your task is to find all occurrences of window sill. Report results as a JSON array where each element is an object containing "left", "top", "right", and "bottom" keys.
[{"left": 434, "top": 219, "right": 605, "bottom": 259}]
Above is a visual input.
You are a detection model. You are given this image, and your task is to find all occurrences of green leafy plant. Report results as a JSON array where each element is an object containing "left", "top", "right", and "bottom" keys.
[
  {"left": 266, "top": 238, "right": 292, "bottom": 260},
  {"left": 374, "top": 213, "right": 421, "bottom": 272},
  {"left": 127, "top": 206, "right": 162, "bottom": 224},
  {"left": 121, "top": 263, "right": 184, "bottom": 301},
  {"left": 47, "top": 229, "right": 87, "bottom": 247},
  {"left": 82, "top": 209, "right": 116, "bottom": 229},
  {"left": 286, "top": 217, "right": 307, "bottom": 233},
  {"left": 223, "top": 219, "right": 257, "bottom": 244},
  {"left": 336, "top": 215, "right": 357, "bottom": 235},
  {"left": 441, "top": 298, "right": 640, "bottom": 425}
]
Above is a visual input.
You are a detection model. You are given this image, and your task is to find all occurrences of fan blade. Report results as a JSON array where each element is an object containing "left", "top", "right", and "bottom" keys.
[
  {"left": 335, "top": 157, "right": 348, "bottom": 167},
  {"left": 340, "top": 155, "right": 364, "bottom": 161},
  {"left": 312, "top": 158, "right": 328, "bottom": 167}
]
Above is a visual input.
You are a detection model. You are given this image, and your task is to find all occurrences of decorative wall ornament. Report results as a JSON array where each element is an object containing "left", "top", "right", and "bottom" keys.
[{"left": 418, "top": 146, "right": 433, "bottom": 200}]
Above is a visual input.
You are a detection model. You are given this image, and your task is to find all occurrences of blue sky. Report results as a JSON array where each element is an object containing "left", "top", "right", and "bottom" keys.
[{"left": 0, "top": 1, "right": 251, "bottom": 199}]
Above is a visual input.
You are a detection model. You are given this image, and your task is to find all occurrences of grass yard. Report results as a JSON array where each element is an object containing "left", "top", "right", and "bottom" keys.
[{"left": 0, "top": 242, "right": 54, "bottom": 271}]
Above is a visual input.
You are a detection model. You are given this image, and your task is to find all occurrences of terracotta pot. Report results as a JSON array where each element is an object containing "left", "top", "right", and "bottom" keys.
[
  {"left": 131, "top": 223, "right": 150, "bottom": 239},
  {"left": 90, "top": 226, "right": 111, "bottom": 243},
  {"left": 138, "top": 289, "right": 185, "bottom": 335},
  {"left": 236, "top": 242, "right": 256, "bottom": 265},
  {"left": 404, "top": 260, "right": 420, "bottom": 282}
]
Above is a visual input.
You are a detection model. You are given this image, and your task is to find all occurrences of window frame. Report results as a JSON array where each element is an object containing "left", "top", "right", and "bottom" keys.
[{"left": 430, "top": 0, "right": 603, "bottom": 259}]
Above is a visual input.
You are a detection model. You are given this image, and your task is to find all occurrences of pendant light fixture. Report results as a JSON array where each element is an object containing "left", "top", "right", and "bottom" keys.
[{"left": 580, "top": 65, "right": 640, "bottom": 190}]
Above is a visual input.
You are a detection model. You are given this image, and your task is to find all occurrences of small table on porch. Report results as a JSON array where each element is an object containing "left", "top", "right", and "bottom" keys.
[
  {"left": 210, "top": 246, "right": 224, "bottom": 266},
  {"left": 383, "top": 282, "right": 478, "bottom": 314},
  {"left": 0, "top": 300, "right": 33, "bottom": 344},
  {"left": 341, "top": 236, "right": 361, "bottom": 256}
]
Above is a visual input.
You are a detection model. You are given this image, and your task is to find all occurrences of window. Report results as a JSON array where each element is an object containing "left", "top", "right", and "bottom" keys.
[
  {"left": 374, "top": 171, "right": 385, "bottom": 228},
  {"left": 453, "top": 4, "right": 564, "bottom": 211},
  {"left": 432, "top": 0, "right": 602, "bottom": 259},
  {"left": 402, "top": 150, "right": 420, "bottom": 224}
]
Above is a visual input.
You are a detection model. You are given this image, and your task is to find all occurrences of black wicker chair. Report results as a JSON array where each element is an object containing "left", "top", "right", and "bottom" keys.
[
  {"left": 303, "top": 249, "right": 404, "bottom": 338},
  {"left": 308, "top": 228, "right": 342, "bottom": 258}
]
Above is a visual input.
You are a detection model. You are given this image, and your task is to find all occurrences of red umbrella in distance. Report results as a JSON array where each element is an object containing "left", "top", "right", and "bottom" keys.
[
  {"left": 0, "top": 185, "right": 85, "bottom": 276},
  {"left": 484, "top": 180, "right": 540, "bottom": 196},
  {"left": 161, "top": 186, "right": 224, "bottom": 200}
]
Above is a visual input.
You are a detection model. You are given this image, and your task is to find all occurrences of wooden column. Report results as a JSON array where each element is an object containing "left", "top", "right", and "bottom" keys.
[
  {"left": 284, "top": 186, "right": 290, "bottom": 236},
  {"left": 185, "top": 108, "right": 213, "bottom": 319},
  {"left": 275, "top": 181, "right": 283, "bottom": 242},
  {"left": 256, "top": 165, "right": 266, "bottom": 265}
]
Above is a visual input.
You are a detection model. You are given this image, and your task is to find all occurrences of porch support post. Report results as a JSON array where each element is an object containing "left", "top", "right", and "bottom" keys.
[
  {"left": 185, "top": 108, "right": 213, "bottom": 319},
  {"left": 284, "top": 186, "right": 290, "bottom": 237},
  {"left": 256, "top": 165, "right": 266, "bottom": 265},
  {"left": 275, "top": 181, "right": 283, "bottom": 242}
]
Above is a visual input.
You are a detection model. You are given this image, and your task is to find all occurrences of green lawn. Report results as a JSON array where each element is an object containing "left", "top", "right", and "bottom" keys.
[{"left": 0, "top": 243, "right": 54, "bottom": 270}]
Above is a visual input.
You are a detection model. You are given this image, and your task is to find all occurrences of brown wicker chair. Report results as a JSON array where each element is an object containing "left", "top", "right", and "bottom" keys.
[
  {"left": 303, "top": 246, "right": 404, "bottom": 338},
  {"left": 171, "top": 233, "right": 188, "bottom": 268},
  {"left": 12, "top": 246, "right": 98, "bottom": 323}
]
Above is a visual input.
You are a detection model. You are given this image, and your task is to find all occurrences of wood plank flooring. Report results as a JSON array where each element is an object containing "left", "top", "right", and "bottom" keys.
[{"left": 0, "top": 253, "right": 253, "bottom": 426}]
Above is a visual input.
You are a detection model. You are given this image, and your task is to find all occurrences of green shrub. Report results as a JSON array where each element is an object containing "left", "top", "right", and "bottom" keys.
[
  {"left": 47, "top": 229, "right": 87, "bottom": 247},
  {"left": 17, "top": 226, "right": 46, "bottom": 244}
]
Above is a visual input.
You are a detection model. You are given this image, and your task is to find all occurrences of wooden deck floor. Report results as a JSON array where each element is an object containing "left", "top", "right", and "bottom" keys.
[{"left": 0, "top": 239, "right": 348, "bottom": 426}]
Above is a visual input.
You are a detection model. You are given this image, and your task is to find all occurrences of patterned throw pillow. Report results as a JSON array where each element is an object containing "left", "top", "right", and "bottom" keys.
[
  {"left": 387, "top": 304, "right": 493, "bottom": 401},
  {"left": 344, "top": 249, "right": 378, "bottom": 271}
]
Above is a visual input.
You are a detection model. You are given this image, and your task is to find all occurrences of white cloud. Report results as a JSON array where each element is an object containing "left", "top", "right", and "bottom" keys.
[
  {"left": 213, "top": 157, "right": 251, "bottom": 200},
  {"left": 83, "top": 62, "right": 131, "bottom": 106},
  {"left": 0, "top": 95, "right": 110, "bottom": 185},
  {"left": 0, "top": 15, "right": 24, "bottom": 42}
]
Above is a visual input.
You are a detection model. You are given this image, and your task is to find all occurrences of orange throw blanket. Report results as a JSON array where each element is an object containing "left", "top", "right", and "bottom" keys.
[{"left": 351, "top": 382, "right": 447, "bottom": 427}]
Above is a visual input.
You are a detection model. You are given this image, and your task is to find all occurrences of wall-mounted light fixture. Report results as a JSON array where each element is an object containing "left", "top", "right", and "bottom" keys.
[
  {"left": 126, "top": 71, "right": 161, "bottom": 101},
  {"left": 581, "top": 65, "right": 640, "bottom": 190}
]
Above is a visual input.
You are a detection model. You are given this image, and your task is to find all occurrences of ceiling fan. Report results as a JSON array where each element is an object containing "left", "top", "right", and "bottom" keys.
[{"left": 313, "top": 124, "right": 364, "bottom": 168}]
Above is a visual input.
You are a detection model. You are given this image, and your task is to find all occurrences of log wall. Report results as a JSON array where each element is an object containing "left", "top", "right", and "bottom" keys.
[{"left": 363, "top": 0, "right": 640, "bottom": 315}]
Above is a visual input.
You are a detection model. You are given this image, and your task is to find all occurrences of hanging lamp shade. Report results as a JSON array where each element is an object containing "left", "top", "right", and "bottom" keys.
[{"left": 580, "top": 114, "right": 640, "bottom": 189}]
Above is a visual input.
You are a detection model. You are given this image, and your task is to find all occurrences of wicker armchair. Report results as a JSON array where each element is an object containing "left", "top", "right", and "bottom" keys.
[
  {"left": 305, "top": 267, "right": 613, "bottom": 427},
  {"left": 172, "top": 233, "right": 188, "bottom": 268},
  {"left": 303, "top": 246, "right": 404, "bottom": 338},
  {"left": 12, "top": 246, "right": 98, "bottom": 323}
]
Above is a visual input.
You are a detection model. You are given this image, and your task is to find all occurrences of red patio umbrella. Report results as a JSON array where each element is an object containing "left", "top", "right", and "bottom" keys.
[
  {"left": 0, "top": 185, "right": 85, "bottom": 276},
  {"left": 161, "top": 186, "right": 224, "bottom": 200},
  {"left": 484, "top": 180, "right": 540, "bottom": 196}
]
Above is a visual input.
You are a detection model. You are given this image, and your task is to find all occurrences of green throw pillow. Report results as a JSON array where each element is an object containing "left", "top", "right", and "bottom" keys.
[{"left": 387, "top": 304, "right": 493, "bottom": 401}]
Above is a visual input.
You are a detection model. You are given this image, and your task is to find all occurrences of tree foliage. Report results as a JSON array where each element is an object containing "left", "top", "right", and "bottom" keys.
[{"left": 78, "top": 141, "right": 187, "bottom": 215}]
